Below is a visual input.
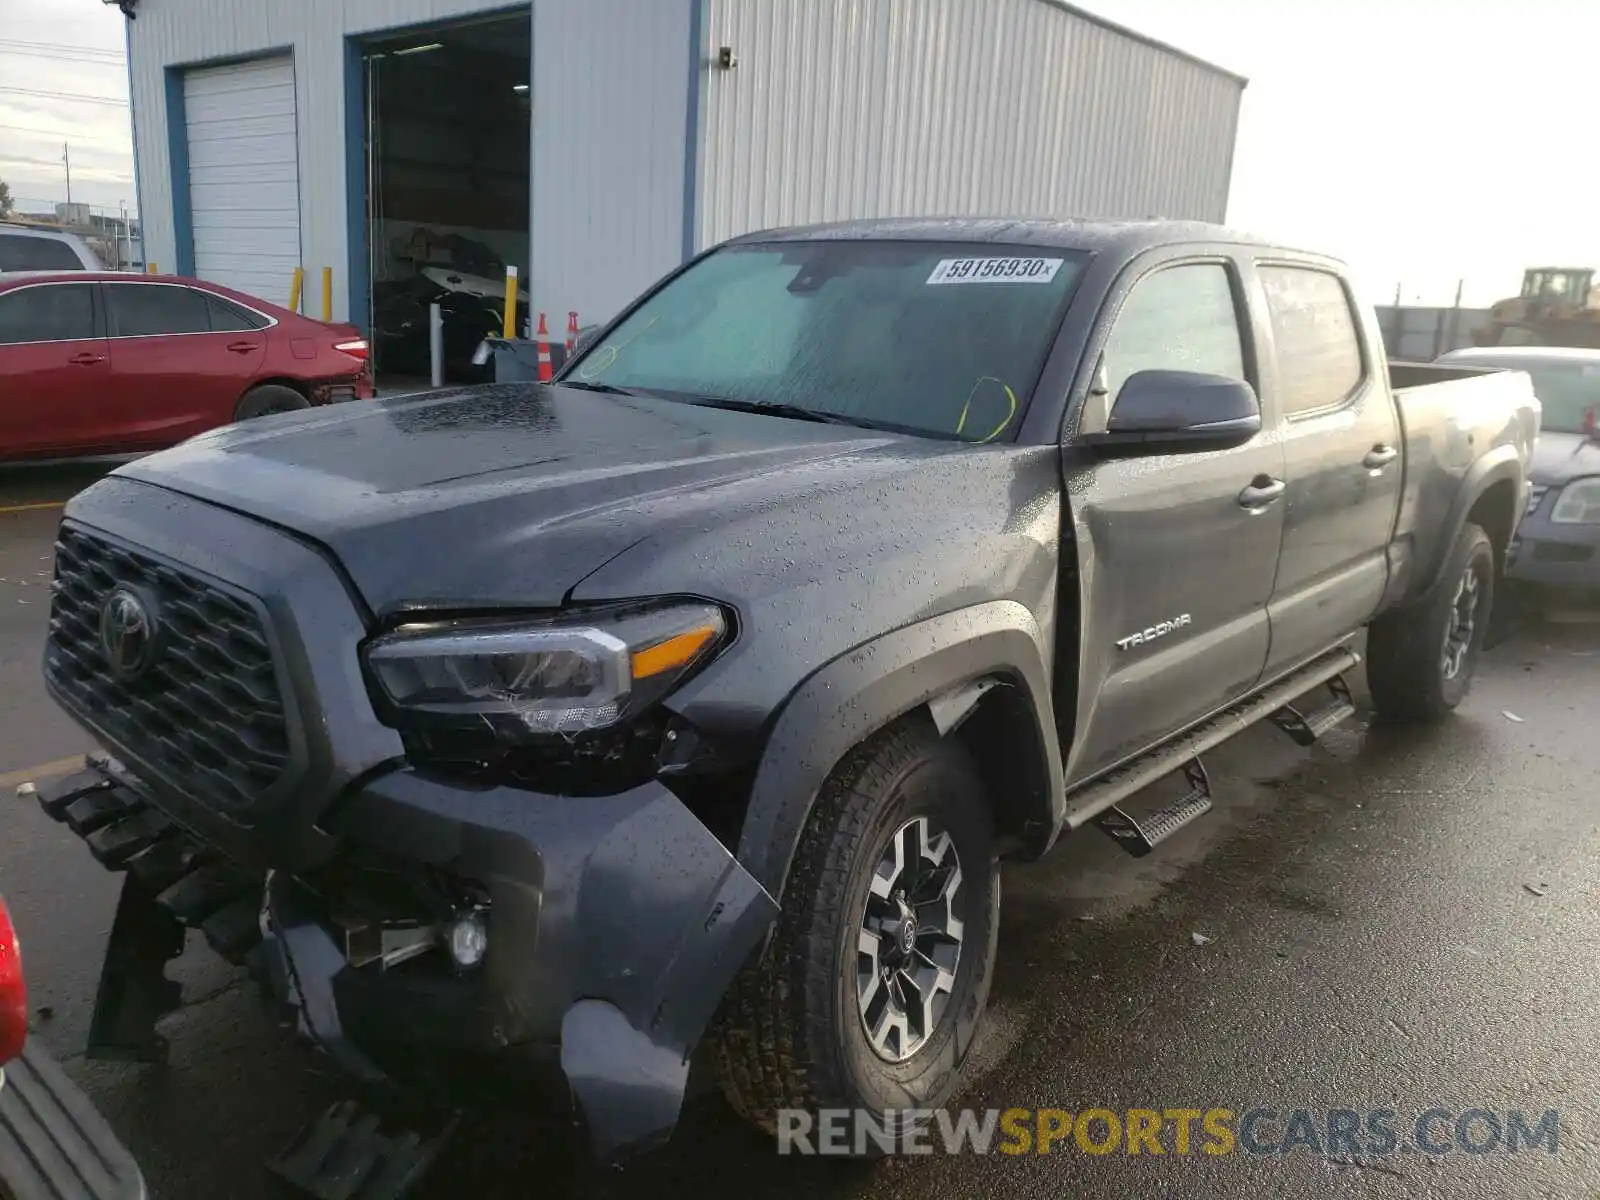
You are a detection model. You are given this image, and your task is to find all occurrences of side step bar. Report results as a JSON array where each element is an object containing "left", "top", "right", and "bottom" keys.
[
  {"left": 1269, "top": 674, "right": 1356, "bottom": 747},
  {"left": 1094, "top": 759, "right": 1213, "bottom": 857},
  {"left": 1065, "top": 646, "right": 1362, "bottom": 835}
]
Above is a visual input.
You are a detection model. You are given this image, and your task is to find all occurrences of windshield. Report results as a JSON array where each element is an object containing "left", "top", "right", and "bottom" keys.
[
  {"left": 1473, "top": 358, "right": 1600, "bottom": 434},
  {"left": 565, "top": 241, "right": 1088, "bottom": 441}
]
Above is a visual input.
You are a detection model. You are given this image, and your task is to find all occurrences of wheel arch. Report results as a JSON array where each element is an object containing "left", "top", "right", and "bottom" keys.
[
  {"left": 736, "top": 601, "right": 1065, "bottom": 903},
  {"left": 234, "top": 378, "right": 311, "bottom": 415},
  {"left": 1416, "top": 448, "right": 1524, "bottom": 600}
]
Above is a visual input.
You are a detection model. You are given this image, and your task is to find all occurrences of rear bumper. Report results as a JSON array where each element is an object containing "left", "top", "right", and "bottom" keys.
[{"left": 0, "top": 1040, "right": 146, "bottom": 1200}]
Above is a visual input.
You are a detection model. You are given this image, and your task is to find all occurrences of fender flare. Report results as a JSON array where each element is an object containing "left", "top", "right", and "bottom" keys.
[
  {"left": 1416, "top": 446, "right": 1523, "bottom": 600},
  {"left": 735, "top": 600, "right": 1064, "bottom": 902}
]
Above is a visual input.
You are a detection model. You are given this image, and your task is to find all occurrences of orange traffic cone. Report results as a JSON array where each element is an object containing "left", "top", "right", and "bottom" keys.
[
  {"left": 565, "top": 311, "right": 580, "bottom": 354},
  {"left": 535, "top": 313, "right": 553, "bottom": 382}
]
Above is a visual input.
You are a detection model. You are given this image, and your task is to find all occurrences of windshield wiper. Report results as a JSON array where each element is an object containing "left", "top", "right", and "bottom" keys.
[
  {"left": 679, "top": 395, "right": 913, "bottom": 434},
  {"left": 560, "top": 380, "right": 645, "bottom": 397}
]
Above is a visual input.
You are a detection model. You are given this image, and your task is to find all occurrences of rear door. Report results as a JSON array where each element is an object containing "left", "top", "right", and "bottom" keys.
[
  {"left": 0, "top": 282, "right": 109, "bottom": 456},
  {"left": 1254, "top": 262, "right": 1403, "bottom": 676},
  {"left": 103, "top": 281, "right": 267, "bottom": 445},
  {"left": 1062, "top": 252, "right": 1288, "bottom": 783}
]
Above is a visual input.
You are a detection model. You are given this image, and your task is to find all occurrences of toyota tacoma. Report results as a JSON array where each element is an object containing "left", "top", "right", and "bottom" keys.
[{"left": 33, "top": 220, "right": 1539, "bottom": 1172}]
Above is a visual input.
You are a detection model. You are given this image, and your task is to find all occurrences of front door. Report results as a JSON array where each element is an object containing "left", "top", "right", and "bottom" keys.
[
  {"left": 0, "top": 281, "right": 110, "bottom": 457},
  {"left": 1062, "top": 255, "right": 1287, "bottom": 784},
  {"left": 1253, "top": 262, "right": 1402, "bottom": 676}
]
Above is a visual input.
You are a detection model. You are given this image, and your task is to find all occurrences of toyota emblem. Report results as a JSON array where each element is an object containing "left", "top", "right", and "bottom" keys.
[{"left": 99, "top": 587, "right": 159, "bottom": 679}]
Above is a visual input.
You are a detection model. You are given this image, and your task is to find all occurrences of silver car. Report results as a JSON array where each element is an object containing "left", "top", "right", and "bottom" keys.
[
  {"left": 0, "top": 223, "right": 102, "bottom": 272},
  {"left": 1440, "top": 345, "right": 1600, "bottom": 597}
]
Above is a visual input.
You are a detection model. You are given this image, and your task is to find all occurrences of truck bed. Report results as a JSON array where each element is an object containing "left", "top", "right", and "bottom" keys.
[{"left": 1386, "top": 359, "right": 1541, "bottom": 602}]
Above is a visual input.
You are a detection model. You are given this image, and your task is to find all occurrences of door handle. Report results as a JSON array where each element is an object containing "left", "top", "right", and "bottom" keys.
[
  {"left": 68, "top": 352, "right": 106, "bottom": 366},
  {"left": 225, "top": 341, "right": 260, "bottom": 354},
  {"left": 1238, "top": 476, "right": 1286, "bottom": 510},
  {"left": 1363, "top": 444, "right": 1399, "bottom": 470}
]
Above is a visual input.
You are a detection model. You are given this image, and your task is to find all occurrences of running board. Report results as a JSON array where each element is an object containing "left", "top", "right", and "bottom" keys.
[
  {"left": 1269, "top": 673, "right": 1356, "bottom": 747},
  {"left": 1094, "top": 759, "right": 1212, "bottom": 856},
  {"left": 1063, "top": 646, "right": 1362, "bottom": 832}
]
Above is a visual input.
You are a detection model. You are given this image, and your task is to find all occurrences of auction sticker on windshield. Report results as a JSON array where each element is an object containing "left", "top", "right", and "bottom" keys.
[{"left": 926, "top": 257, "right": 1065, "bottom": 285}]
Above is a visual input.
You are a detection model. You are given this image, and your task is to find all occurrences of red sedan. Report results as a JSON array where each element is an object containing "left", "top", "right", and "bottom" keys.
[{"left": 0, "top": 272, "right": 374, "bottom": 461}]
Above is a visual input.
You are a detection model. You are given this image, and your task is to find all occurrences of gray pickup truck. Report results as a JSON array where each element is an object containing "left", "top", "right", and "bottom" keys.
[{"left": 34, "top": 219, "right": 1538, "bottom": 1175}]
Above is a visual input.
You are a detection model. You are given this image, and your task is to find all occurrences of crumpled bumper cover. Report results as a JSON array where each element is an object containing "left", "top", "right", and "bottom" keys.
[{"left": 271, "top": 769, "right": 779, "bottom": 1162}]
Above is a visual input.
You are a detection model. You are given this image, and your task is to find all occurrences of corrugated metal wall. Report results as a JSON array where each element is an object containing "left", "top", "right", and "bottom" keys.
[
  {"left": 529, "top": 0, "right": 692, "bottom": 326},
  {"left": 696, "top": 0, "right": 1244, "bottom": 249},
  {"left": 127, "top": 0, "right": 507, "bottom": 320},
  {"left": 126, "top": 0, "right": 1242, "bottom": 325},
  {"left": 127, "top": 0, "right": 691, "bottom": 325}
]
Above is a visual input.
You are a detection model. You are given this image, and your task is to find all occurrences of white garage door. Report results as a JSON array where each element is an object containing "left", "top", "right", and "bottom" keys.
[{"left": 184, "top": 56, "right": 301, "bottom": 305}]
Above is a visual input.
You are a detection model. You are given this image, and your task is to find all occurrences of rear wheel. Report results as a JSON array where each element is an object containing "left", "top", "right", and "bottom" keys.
[
  {"left": 1368, "top": 522, "right": 1496, "bottom": 721},
  {"left": 234, "top": 384, "right": 310, "bottom": 421},
  {"left": 713, "top": 722, "right": 998, "bottom": 1144}
]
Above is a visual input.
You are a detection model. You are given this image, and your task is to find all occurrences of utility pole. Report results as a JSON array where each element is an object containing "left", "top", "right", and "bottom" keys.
[{"left": 63, "top": 142, "right": 72, "bottom": 206}]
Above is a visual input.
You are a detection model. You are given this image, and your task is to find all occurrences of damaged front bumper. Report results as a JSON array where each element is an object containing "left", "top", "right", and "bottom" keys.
[{"left": 32, "top": 760, "right": 778, "bottom": 1162}]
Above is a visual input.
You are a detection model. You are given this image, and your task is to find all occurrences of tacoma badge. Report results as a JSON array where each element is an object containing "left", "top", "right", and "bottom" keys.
[{"left": 1116, "top": 614, "right": 1192, "bottom": 651}]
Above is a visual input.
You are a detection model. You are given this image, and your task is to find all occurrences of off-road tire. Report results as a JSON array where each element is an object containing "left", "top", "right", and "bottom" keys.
[
  {"left": 713, "top": 721, "right": 999, "bottom": 1141},
  {"left": 234, "top": 384, "right": 310, "bottom": 421},
  {"left": 1368, "top": 521, "right": 1496, "bottom": 721}
]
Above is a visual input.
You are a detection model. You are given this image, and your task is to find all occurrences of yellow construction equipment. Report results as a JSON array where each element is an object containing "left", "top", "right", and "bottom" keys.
[{"left": 1476, "top": 267, "right": 1600, "bottom": 348}]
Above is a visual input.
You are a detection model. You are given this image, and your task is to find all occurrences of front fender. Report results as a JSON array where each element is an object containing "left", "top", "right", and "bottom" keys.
[{"left": 736, "top": 601, "right": 1063, "bottom": 902}]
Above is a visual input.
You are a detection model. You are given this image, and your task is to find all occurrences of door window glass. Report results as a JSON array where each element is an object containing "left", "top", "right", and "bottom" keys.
[
  {"left": 1102, "top": 264, "right": 1246, "bottom": 398},
  {"left": 0, "top": 284, "right": 96, "bottom": 344},
  {"left": 1258, "top": 266, "right": 1365, "bottom": 415},
  {"left": 106, "top": 284, "right": 212, "bottom": 337}
]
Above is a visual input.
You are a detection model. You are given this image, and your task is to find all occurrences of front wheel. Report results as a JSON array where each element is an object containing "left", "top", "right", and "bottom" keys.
[
  {"left": 1367, "top": 522, "right": 1496, "bottom": 721},
  {"left": 713, "top": 722, "right": 998, "bottom": 1142}
]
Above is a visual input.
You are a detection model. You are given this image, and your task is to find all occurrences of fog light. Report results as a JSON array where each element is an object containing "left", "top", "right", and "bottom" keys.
[{"left": 447, "top": 911, "right": 488, "bottom": 969}]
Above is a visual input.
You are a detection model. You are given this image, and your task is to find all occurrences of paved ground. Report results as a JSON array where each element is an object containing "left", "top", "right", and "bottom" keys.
[{"left": 3, "top": 460, "right": 1599, "bottom": 1199}]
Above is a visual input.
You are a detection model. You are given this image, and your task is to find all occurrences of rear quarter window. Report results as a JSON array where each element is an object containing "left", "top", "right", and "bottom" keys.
[
  {"left": 1259, "top": 266, "right": 1365, "bottom": 416},
  {"left": 204, "top": 293, "right": 268, "bottom": 331}
]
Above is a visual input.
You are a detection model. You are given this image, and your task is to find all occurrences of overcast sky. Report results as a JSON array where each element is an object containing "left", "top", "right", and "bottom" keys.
[
  {"left": 0, "top": 0, "right": 132, "bottom": 216},
  {"left": 0, "top": 0, "right": 1593, "bottom": 305}
]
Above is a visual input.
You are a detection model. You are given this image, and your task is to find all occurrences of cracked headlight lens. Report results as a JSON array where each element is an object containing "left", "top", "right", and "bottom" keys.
[{"left": 365, "top": 603, "right": 727, "bottom": 735}]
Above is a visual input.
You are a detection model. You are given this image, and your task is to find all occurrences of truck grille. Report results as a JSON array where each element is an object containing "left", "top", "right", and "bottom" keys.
[{"left": 44, "top": 524, "right": 291, "bottom": 811}]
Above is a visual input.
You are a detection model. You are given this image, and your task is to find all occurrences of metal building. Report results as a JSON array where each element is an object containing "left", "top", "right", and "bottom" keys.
[{"left": 120, "top": 0, "right": 1244, "bottom": 359}]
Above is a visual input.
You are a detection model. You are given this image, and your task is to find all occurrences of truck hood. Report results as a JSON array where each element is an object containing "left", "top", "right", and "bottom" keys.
[
  {"left": 114, "top": 383, "right": 911, "bottom": 615},
  {"left": 1530, "top": 430, "right": 1600, "bottom": 485}
]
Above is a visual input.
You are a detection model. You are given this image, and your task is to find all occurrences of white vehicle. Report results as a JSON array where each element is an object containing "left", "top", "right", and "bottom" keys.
[{"left": 0, "top": 223, "right": 102, "bottom": 272}]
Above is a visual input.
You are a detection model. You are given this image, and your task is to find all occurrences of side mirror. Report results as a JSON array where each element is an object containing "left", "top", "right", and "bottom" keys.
[{"left": 1082, "top": 369, "right": 1261, "bottom": 453}]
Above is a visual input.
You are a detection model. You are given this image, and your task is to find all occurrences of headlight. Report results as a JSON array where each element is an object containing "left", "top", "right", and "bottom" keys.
[
  {"left": 1551, "top": 478, "right": 1600, "bottom": 524},
  {"left": 365, "top": 602, "right": 727, "bottom": 736}
]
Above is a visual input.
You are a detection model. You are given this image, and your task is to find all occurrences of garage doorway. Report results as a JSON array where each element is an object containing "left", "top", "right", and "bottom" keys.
[{"left": 353, "top": 9, "right": 531, "bottom": 389}]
